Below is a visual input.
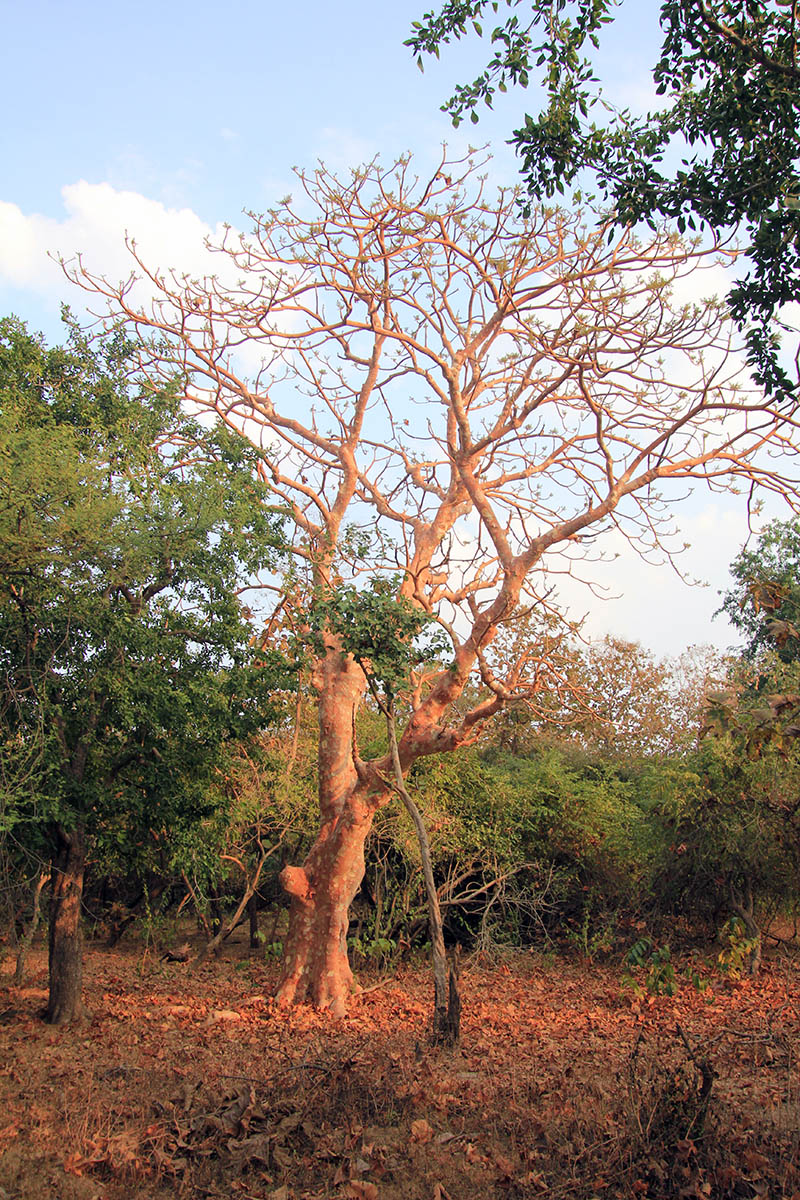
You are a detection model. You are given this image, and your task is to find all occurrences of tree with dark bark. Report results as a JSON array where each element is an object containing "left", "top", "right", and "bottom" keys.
[
  {"left": 0, "top": 315, "right": 290, "bottom": 1023},
  {"left": 67, "top": 154, "right": 800, "bottom": 1016}
]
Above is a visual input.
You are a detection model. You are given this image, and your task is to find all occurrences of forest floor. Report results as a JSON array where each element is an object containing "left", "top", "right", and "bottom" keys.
[{"left": 0, "top": 936, "right": 799, "bottom": 1200}]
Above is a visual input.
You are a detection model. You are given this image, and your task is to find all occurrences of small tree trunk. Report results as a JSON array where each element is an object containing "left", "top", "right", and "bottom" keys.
[
  {"left": 731, "top": 879, "right": 762, "bottom": 977},
  {"left": 194, "top": 850, "right": 268, "bottom": 964},
  {"left": 46, "top": 824, "right": 87, "bottom": 1025},
  {"left": 385, "top": 703, "right": 460, "bottom": 1045},
  {"left": 209, "top": 887, "right": 223, "bottom": 936},
  {"left": 14, "top": 867, "right": 50, "bottom": 986},
  {"left": 180, "top": 872, "right": 214, "bottom": 940},
  {"left": 248, "top": 893, "right": 260, "bottom": 949}
]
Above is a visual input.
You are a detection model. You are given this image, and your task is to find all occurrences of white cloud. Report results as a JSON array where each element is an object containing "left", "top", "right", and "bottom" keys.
[
  {"left": 0, "top": 182, "right": 282, "bottom": 370},
  {"left": 0, "top": 181, "right": 232, "bottom": 305},
  {"left": 0, "top": 200, "right": 47, "bottom": 288}
]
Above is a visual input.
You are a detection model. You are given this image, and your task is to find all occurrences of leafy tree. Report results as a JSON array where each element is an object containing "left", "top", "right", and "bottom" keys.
[
  {"left": 672, "top": 518, "right": 800, "bottom": 958},
  {"left": 568, "top": 638, "right": 726, "bottom": 758},
  {"left": 68, "top": 154, "right": 800, "bottom": 1017},
  {"left": 407, "top": 0, "right": 800, "bottom": 395},
  {"left": 662, "top": 676, "right": 800, "bottom": 972},
  {"left": 486, "top": 633, "right": 725, "bottom": 759},
  {"left": 0, "top": 315, "right": 290, "bottom": 1023},
  {"left": 720, "top": 517, "right": 800, "bottom": 663}
]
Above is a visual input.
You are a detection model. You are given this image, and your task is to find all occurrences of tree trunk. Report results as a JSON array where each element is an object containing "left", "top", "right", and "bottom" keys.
[
  {"left": 276, "top": 791, "right": 376, "bottom": 1016},
  {"left": 194, "top": 848, "right": 268, "bottom": 965},
  {"left": 46, "top": 824, "right": 87, "bottom": 1025},
  {"left": 385, "top": 704, "right": 460, "bottom": 1045},
  {"left": 276, "top": 647, "right": 381, "bottom": 1016},
  {"left": 209, "top": 887, "right": 223, "bottom": 935},
  {"left": 248, "top": 893, "right": 260, "bottom": 949},
  {"left": 14, "top": 868, "right": 50, "bottom": 986},
  {"left": 730, "top": 878, "right": 762, "bottom": 977}
]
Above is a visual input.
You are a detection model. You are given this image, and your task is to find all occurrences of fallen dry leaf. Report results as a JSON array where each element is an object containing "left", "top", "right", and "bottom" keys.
[
  {"left": 347, "top": 1182, "right": 379, "bottom": 1199},
  {"left": 410, "top": 1118, "right": 434, "bottom": 1144}
]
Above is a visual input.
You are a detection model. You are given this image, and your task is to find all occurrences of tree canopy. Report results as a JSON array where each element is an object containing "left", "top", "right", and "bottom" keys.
[
  {"left": 407, "top": 0, "right": 800, "bottom": 396},
  {"left": 721, "top": 517, "right": 800, "bottom": 664},
  {"left": 0, "top": 314, "right": 292, "bottom": 1020}
]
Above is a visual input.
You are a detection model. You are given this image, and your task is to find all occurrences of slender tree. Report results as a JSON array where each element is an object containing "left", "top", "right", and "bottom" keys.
[{"left": 68, "top": 154, "right": 800, "bottom": 1015}]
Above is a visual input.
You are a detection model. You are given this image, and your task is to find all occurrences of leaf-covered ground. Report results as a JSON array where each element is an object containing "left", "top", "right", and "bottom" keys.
[{"left": 1, "top": 941, "right": 798, "bottom": 1199}]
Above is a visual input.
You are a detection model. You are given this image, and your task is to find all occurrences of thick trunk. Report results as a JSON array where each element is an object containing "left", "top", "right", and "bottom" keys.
[
  {"left": 276, "top": 788, "right": 376, "bottom": 1016},
  {"left": 276, "top": 648, "right": 381, "bottom": 1016},
  {"left": 46, "top": 824, "right": 87, "bottom": 1025}
]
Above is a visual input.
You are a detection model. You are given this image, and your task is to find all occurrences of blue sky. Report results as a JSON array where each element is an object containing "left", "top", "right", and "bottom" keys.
[
  {"left": 0, "top": 0, "right": 762, "bottom": 656},
  {"left": 1, "top": 1, "right": 661, "bottom": 226}
]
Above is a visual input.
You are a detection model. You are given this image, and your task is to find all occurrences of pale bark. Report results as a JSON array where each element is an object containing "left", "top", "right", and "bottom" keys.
[
  {"left": 276, "top": 790, "right": 378, "bottom": 1015},
  {"left": 14, "top": 867, "right": 50, "bottom": 986},
  {"left": 65, "top": 154, "right": 800, "bottom": 1015},
  {"left": 276, "top": 647, "right": 383, "bottom": 1016},
  {"left": 385, "top": 702, "right": 460, "bottom": 1044}
]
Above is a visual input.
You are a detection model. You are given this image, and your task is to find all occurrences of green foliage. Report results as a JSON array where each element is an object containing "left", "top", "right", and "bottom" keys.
[
  {"left": 721, "top": 517, "right": 800, "bottom": 664},
  {"left": 622, "top": 937, "right": 677, "bottom": 997},
  {"left": 309, "top": 577, "right": 449, "bottom": 700},
  {"left": 567, "top": 901, "right": 615, "bottom": 962},
  {"left": 652, "top": 688, "right": 800, "bottom": 940},
  {"left": 408, "top": 0, "right": 800, "bottom": 395},
  {"left": 348, "top": 932, "right": 397, "bottom": 967},
  {"left": 353, "top": 739, "right": 680, "bottom": 952},
  {"left": 717, "top": 916, "right": 761, "bottom": 979},
  {"left": 0, "top": 314, "right": 293, "bottom": 863},
  {"left": 684, "top": 959, "right": 711, "bottom": 994}
]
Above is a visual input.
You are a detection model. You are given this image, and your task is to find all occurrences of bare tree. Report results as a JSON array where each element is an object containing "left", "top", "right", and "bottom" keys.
[{"left": 68, "top": 152, "right": 800, "bottom": 1017}]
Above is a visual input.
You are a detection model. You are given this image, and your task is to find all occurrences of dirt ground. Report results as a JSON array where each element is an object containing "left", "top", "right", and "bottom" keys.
[{"left": 1, "top": 937, "right": 798, "bottom": 1199}]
